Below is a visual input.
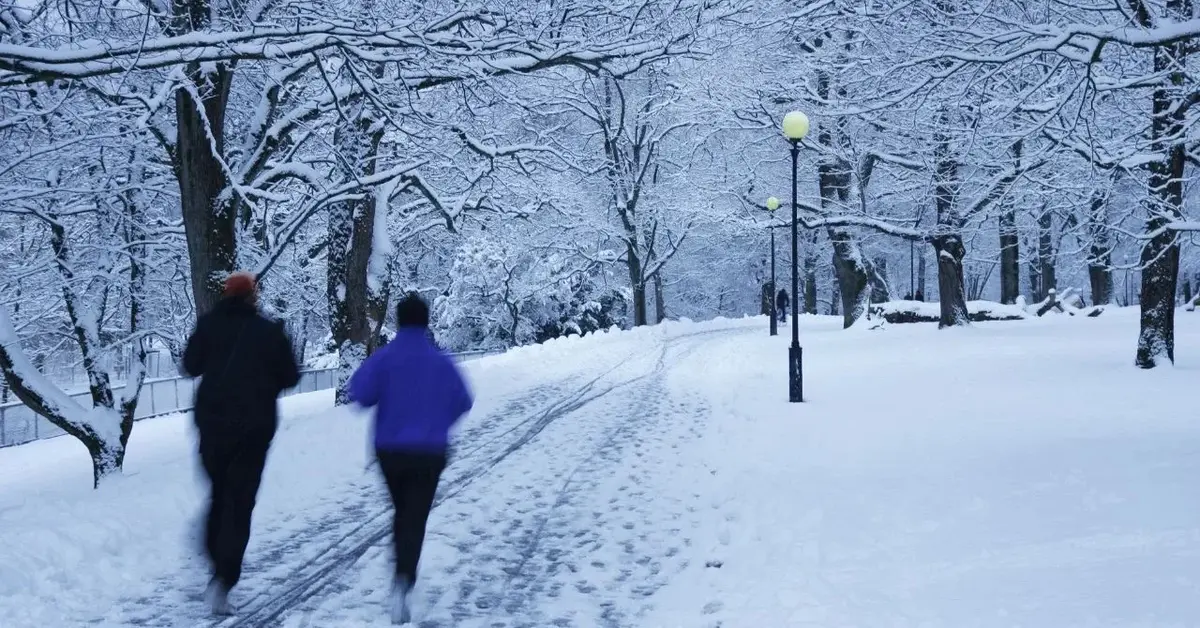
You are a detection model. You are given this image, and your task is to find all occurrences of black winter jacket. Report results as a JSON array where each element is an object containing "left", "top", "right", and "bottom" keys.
[{"left": 183, "top": 298, "right": 301, "bottom": 440}]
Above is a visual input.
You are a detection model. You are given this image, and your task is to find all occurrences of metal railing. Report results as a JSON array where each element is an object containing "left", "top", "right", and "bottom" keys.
[{"left": 0, "top": 350, "right": 496, "bottom": 449}]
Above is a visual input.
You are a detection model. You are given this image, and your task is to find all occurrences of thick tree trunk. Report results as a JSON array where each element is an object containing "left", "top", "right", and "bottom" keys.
[
  {"left": 1136, "top": 6, "right": 1187, "bottom": 368},
  {"left": 1088, "top": 265, "right": 1113, "bottom": 308},
  {"left": 1036, "top": 208, "right": 1056, "bottom": 301},
  {"left": 1138, "top": 226, "right": 1180, "bottom": 367},
  {"left": 176, "top": 63, "right": 236, "bottom": 316},
  {"left": 327, "top": 101, "right": 386, "bottom": 402},
  {"left": 812, "top": 66, "right": 870, "bottom": 328},
  {"left": 998, "top": 210, "right": 1020, "bottom": 304},
  {"left": 932, "top": 235, "right": 970, "bottom": 327},
  {"left": 931, "top": 112, "right": 969, "bottom": 328},
  {"left": 328, "top": 193, "right": 378, "bottom": 403},
  {"left": 86, "top": 438, "right": 126, "bottom": 488},
  {"left": 627, "top": 248, "right": 648, "bottom": 327},
  {"left": 818, "top": 154, "right": 869, "bottom": 327},
  {"left": 828, "top": 233, "right": 870, "bottom": 328},
  {"left": 830, "top": 280, "right": 840, "bottom": 316},
  {"left": 630, "top": 282, "right": 648, "bottom": 326}
]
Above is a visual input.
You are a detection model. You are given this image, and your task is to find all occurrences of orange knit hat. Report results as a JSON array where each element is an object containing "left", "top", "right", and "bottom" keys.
[{"left": 223, "top": 272, "right": 257, "bottom": 298}]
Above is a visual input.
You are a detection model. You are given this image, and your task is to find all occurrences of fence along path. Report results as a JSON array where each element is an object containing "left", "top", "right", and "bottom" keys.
[{"left": 0, "top": 351, "right": 494, "bottom": 449}]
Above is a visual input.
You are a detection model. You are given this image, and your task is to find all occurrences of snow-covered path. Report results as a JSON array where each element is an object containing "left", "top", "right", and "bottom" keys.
[
  {"left": 3, "top": 311, "right": 1200, "bottom": 627},
  {"left": 276, "top": 327, "right": 733, "bottom": 627}
]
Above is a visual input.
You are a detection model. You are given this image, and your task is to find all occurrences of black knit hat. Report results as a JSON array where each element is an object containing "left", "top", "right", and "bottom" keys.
[{"left": 396, "top": 292, "right": 430, "bottom": 328}]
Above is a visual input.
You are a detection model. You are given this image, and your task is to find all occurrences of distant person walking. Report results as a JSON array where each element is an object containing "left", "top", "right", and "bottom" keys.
[
  {"left": 183, "top": 272, "right": 300, "bottom": 615},
  {"left": 349, "top": 293, "right": 473, "bottom": 625},
  {"left": 777, "top": 288, "right": 790, "bottom": 323}
]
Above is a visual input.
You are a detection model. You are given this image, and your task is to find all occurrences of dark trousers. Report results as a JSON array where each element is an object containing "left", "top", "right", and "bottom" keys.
[
  {"left": 200, "top": 432, "right": 271, "bottom": 589},
  {"left": 778, "top": 306, "right": 788, "bottom": 322},
  {"left": 376, "top": 449, "right": 446, "bottom": 584}
]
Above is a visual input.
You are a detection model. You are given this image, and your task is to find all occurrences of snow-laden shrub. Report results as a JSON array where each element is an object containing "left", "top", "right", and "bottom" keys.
[{"left": 433, "top": 238, "right": 628, "bottom": 352}]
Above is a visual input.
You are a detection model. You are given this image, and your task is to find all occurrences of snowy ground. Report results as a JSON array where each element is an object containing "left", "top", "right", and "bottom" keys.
[{"left": 1, "top": 310, "right": 1199, "bottom": 627}]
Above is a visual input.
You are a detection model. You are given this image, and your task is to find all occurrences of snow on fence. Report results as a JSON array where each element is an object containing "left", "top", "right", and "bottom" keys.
[{"left": 0, "top": 350, "right": 496, "bottom": 449}]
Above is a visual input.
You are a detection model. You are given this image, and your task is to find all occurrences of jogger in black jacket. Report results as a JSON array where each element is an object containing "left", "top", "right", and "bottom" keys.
[{"left": 183, "top": 272, "right": 300, "bottom": 615}]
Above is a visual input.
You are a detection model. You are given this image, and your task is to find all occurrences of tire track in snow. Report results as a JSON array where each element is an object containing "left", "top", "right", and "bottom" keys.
[{"left": 215, "top": 328, "right": 736, "bottom": 628}]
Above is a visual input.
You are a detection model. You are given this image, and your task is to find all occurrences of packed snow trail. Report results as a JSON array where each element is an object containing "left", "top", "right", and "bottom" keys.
[
  {"left": 268, "top": 326, "right": 738, "bottom": 627},
  {"left": 207, "top": 327, "right": 733, "bottom": 627}
]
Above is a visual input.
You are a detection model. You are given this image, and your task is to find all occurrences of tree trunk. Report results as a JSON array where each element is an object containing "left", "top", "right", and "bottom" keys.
[
  {"left": 868, "top": 256, "right": 891, "bottom": 304},
  {"left": 1089, "top": 263, "right": 1114, "bottom": 307},
  {"left": 1136, "top": 6, "right": 1187, "bottom": 368},
  {"left": 654, "top": 272, "right": 666, "bottom": 324},
  {"left": 830, "top": 279, "right": 840, "bottom": 316},
  {"left": 917, "top": 248, "right": 927, "bottom": 299},
  {"left": 761, "top": 281, "right": 774, "bottom": 316},
  {"left": 120, "top": 170, "right": 150, "bottom": 456},
  {"left": 1138, "top": 219, "right": 1181, "bottom": 367},
  {"left": 327, "top": 192, "right": 379, "bottom": 403},
  {"left": 176, "top": 62, "right": 237, "bottom": 316},
  {"left": 930, "top": 107, "right": 970, "bottom": 328},
  {"left": 326, "top": 99, "right": 386, "bottom": 403},
  {"left": 1037, "top": 208, "right": 1056, "bottom": 301},
  {"left": 998, "top": 209, "right": 1020, "bottom": 304},
  {"left": 86, "top": 438, "right": 126, "bottom": 488},
  {"left": 1087, "top": 189, "right": 1114, "bottom": 306},
  {"left": 818, "top": 156, "right": 869, "bottom": 327},
  {"left": 804, "top": 231, "right": 818, "bottom": 314},
  {"left": 932, "top": 235, "right": 970, "bottom": 327},
  {"left": 828, "top": 234, "right": 870, "bottom": 328},
  {"left": 1028, "top": 254, "right": 1042, "bottom": 303},
  {"left": 811, "top": 65, "right": 869, "bottom": 327},
  {"left": 627, "top": 247, "right": 648, "bottom": 327}
]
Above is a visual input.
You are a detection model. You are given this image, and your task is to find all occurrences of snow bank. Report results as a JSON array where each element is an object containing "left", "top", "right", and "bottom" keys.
[{"left": 870, "top": 299, "right": 1029, "bottom": 323}]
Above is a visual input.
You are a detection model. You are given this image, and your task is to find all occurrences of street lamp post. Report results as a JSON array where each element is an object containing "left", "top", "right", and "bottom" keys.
[
  {"left": 782, "top": 111, "right": 810, "bottom": 403},
  {"left": 767, "top": 196, "right": 781, "bottom": 336}
]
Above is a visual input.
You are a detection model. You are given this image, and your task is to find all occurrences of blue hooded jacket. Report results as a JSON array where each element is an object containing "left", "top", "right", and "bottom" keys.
[{"left": 348, "top": 328, "right": 473, "bottom": 452}]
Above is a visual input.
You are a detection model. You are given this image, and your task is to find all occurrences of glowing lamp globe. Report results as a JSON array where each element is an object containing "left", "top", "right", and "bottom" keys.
[
  {"left": 767, "top": 196, "right": 781, "bottom": 211},
  {"left": 782, "top": 111, "right": 810, "bottom": 141}
]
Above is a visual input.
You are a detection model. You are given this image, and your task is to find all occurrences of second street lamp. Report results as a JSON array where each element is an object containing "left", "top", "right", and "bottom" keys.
[
  {"left": 767, "top": 196, "right": 781, "bottom": 337},
  {"left": 782, "top": 111, "right": 810, "bottom": 403}
]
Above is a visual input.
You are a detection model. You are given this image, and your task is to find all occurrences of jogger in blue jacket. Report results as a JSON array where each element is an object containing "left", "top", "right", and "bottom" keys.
[{"left": 349, "top": 293, "right": 473, "bottom": 624}]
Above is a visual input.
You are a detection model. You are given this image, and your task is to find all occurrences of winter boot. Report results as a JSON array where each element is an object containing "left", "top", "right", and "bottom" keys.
[
  {"left": 206, "top": 578, "right": 234, "bottom": 616},
  {"left": 389, "top": 576, "right": 412, "bottom": 625}
]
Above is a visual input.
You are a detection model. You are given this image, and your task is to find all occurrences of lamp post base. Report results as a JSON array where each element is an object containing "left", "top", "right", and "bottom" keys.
[{"left": 788, "top": 342, "right": 803, "bottom": 403}]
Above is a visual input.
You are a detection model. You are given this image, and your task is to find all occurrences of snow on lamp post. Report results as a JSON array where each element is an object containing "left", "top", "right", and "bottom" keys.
[
  {"left": 767, "top": 196, "right": 781, "bottom": 337},
  {"left": 782, "top": 111, "right": 809, "bottom": 403}
]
